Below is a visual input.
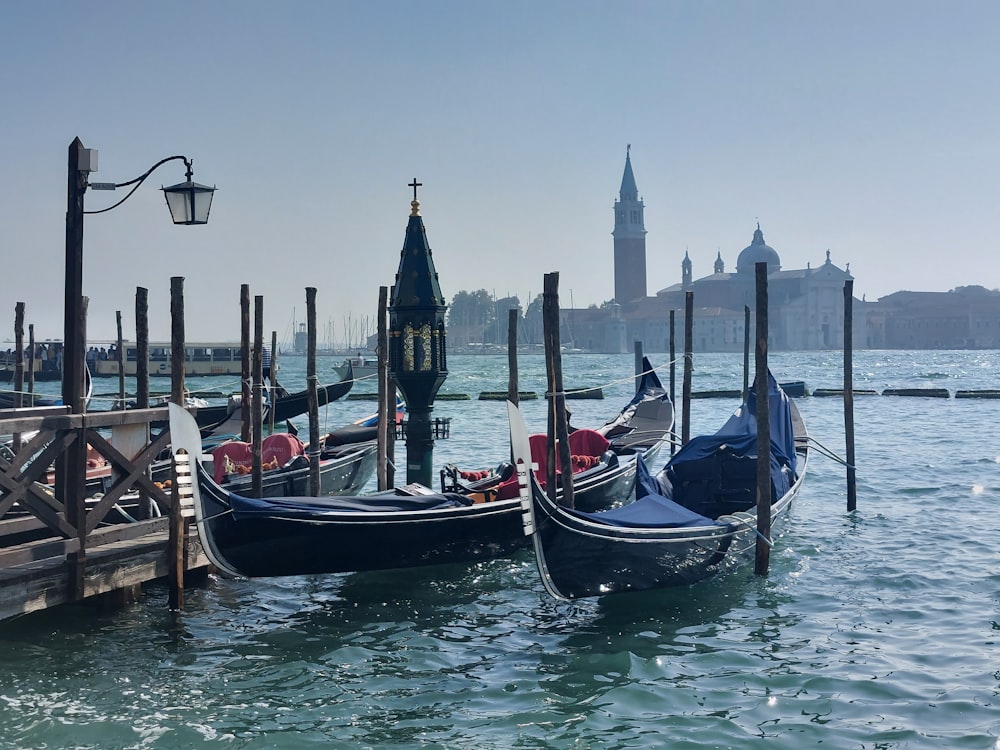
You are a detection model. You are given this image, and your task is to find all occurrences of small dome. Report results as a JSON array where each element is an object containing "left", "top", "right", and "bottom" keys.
[{"left": 736, "top": 225, "right": 780, "bottom": 274}]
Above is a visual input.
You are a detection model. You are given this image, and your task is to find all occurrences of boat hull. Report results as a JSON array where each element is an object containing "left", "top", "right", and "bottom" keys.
[{"left": 197, "top": 480, "right": 527, "bottom": 577}]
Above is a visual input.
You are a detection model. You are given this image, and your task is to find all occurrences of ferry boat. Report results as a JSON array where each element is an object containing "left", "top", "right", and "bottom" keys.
[{"left": 92, "top": 343, "right": 246, "bottom": 377}]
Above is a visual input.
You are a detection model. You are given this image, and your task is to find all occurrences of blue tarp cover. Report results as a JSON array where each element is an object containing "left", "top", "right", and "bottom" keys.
[{"left": 569, "top": 456, "right": 723, "bottom": 529}]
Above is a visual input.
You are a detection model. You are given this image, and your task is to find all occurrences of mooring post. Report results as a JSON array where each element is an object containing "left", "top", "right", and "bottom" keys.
[
  {"left": 136, "top": 288, "right": 149, "bottom": 409},
  {"left": 844, "top": 279, "right": 857, "bottom": 511},
  {"left": 682, "top": 292, "right": 693, "bottom": 445},
  {"left": 507, "top": 308, "right": 519, "bottom": 406},
  {"left": 743, "top": 305, "right": 750, "bottom": 401},
  {"left": 376, "top": 286, "right": 389, "bottom": 491},
  {"left": 634, "top": 340, "right": 643, "bottom": 392},
  {"left": 68, "top": 297, "right": 89, "bottom": 601},
  {"left": 754, "top": 262, "right": 772, "bottom": 577},
  {"left": 269, "top": 330, "right": 278, "bottom": 434},
  {"left": 168, "top": 276, "right": 186, "bottom": 610},
  {"left": 240, "top": 285, "right": 251, "bottom": 443},
  {"left": 115, "top": 310, "right": 125, "bottom": 406},
  {"left": 543, "top": 272, "right": 574, "bottom": 508},
  {"left": 306, "top": 287, "right": 321, "bottom": 496},
  {"left": 669, "top": 309, "right": 676, "bottom": 455},
  {"left": 28, "top": 323, "right": 36, "bottom": 405},
  {"left": 12, "top": 302, "right": 24, "bottom": 452},
  {"left": 251, "top": 296, "right": 264, "bottom": 498}
]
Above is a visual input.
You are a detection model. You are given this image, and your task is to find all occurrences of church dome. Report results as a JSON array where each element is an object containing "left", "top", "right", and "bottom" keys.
[{"left": 736, "top": 224, "right": 781, "bottom": 274}]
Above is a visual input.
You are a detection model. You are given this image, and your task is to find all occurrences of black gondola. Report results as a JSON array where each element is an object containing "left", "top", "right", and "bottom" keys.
[
  {"left": 168, "top": 361, "right": 675, "bottom": 578},
  {"left": 513, "top": 372, "right": 809, "bottom": 600}
]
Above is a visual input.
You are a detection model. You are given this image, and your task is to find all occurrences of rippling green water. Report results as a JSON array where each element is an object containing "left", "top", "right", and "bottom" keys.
[{"left": 2, "top": 351, "right": 999, "bottom": 748}]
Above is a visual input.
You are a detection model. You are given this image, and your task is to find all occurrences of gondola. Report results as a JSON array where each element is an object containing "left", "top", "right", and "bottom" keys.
[
  {"left": 152, "top": 364, "right": 355, "bottom": 438},
  {"left": 207, "top": 428, "right": 378, "bottom": 499},
  {"left": 168, "top": 361, "right": 675, "bottom": 578},
  {"left": 441, "top": 357, "right": 674, "bottom": 512},
  {"left": 514, "top": 372, "right": 809, "bottom": 600}
]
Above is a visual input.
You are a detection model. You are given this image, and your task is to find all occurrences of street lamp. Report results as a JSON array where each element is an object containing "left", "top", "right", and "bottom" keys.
[
  {"left": 58, "top": 136, "right": 216, "bottom": 512},
  {"left": 62, "top": 137, "right": 216, "bottom": 414}
]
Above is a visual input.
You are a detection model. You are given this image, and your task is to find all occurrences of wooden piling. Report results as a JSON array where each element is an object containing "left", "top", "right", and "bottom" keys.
[
  {"left": 67, "top": 296, "right": 89, "bottom": 601},
  {"left": 170, "top": 277, "right": 185, "bottom": 406},
  {"left": 754, "top": 262, "right": 771, "bottom": 577},
  {"left": 542, "top": 272, "right": 574, "bottom": 508},
  {"left": 168, "top": 276, "right": 186, "bottom": 610},
  {"left": 115, "top": 310, "right": 125, "bottom": 405},
  {"left": 27, "top": 323, "right": 36, "bottom": 405},
  {"left": 669, "top": 309, "right": 676, "bottom": 455},
  {"left": 376, "top": 287, "right": 389, "bottom": 491},
  {"left": 135, "top": 288, "right": 150, "bottom": 409},
  {"left": 240, "top": 285, "right": 251, "bottom": 443},
  {"left": 743, "top": 305, "right": 750, "bottom": 401},
  {"left": 306, "top": 287, "right": 321, "bottom": 496},
  {"left": 634, "top": 340, "right": 643, "bottom": 392},
  {"left": 269, "top": 330, "right": 278, "bottom": 434},
  {"left": 682, "top": 291, "right": 693, "bottom": 445},
  {"left": 844, "top": 279, "right": 857, "bottom": 511},
  {"left": 251, "top": 296, "right": 264, "bottom": 498},
  {"left": 507, "top": 308, "right": 519, "bottom": 406},
  {"left": 12, "top": 302, "right": 24, "bottom": 452}
]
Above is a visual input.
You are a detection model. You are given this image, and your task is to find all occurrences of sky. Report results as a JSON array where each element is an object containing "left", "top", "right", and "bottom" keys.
[{"left": 2, "top": 0, "right": 998, "bottom": 345}]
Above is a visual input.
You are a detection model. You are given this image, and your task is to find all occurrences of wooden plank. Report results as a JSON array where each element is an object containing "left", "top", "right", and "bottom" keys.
[{"left": 0, "top": 531, "right": 209, "bottom": 621}]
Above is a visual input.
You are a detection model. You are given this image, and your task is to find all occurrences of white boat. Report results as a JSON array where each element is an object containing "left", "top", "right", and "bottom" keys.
[{"left": 333, "top": 355, "right": 378, "bottom": 381}]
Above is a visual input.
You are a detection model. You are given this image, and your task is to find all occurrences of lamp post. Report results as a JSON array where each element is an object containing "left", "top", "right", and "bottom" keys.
[
  {"left": 388, "top": 180, "right": 448, "bottom": 486},
  {"left": 59, "top": 137, "right": 215, "bottom": 506},
  {"left": 62, "top": 137, "right": 215, "bottom": 413}
]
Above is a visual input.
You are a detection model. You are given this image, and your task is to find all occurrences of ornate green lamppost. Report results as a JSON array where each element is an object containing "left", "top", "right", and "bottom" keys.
[{"left": 388, "top": 180, "right": 448, "bottom": 486}]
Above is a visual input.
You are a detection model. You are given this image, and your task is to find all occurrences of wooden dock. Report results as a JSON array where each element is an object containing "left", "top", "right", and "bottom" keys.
[{"left": 0, "top": 404, "right": 209, "bottom": 621}]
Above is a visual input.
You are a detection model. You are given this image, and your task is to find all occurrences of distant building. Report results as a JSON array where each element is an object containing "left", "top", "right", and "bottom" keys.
[
  {"left": 868, "top": 286, "right": 1000, "bottom": 349},
  {"left": 569, "top": 149, "right": 856, "bottom": 353}
]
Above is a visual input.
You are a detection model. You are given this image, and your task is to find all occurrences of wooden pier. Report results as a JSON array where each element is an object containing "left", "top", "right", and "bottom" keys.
[{"left": 0, "top": 404, "right": 209, "bottom": 621}]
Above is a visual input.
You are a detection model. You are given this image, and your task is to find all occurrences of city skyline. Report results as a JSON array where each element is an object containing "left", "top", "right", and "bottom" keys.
[{"left": 2, "top": 1, "right": 998, "bottom": 342}]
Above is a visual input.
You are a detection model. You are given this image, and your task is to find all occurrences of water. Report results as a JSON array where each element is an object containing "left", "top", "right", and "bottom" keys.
[{"left": 2, "top": 351, "right": 1000, "bottom": 749}]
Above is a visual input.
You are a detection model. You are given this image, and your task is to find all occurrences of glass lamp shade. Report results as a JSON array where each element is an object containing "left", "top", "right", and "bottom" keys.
[{"left": 162, "top": 180, "right": 216, "bottom": 225}]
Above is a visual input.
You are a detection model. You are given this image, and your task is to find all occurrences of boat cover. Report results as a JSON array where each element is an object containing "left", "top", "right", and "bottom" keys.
[
  {"left": 659, "top": 371, "right": 796, "bottom": 515},
  {"left": 566, "top": 456, "right": 723, "bottom": 529}
]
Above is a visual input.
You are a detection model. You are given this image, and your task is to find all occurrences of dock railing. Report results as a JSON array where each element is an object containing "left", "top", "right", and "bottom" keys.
[{"left": 0, "top": 405, "right": 198, "bottom": 617}]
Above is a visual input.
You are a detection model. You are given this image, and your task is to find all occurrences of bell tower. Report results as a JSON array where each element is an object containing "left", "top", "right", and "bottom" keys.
[{"left": 612, "top": 145, "right": 647, "bottom": 304}]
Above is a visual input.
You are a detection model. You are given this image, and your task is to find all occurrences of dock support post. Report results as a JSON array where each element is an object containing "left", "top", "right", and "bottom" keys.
[{"left": 12, "top": 302, "right": 24, "bottom": 451}]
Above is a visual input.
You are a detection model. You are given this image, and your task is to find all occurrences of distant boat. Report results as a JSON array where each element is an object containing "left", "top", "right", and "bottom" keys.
[
  {"left": 93, "top": 343, "right": 245, "bottom": 377},
  {"left": 333, "top": 355, "right": 378, "bottom": 382}
]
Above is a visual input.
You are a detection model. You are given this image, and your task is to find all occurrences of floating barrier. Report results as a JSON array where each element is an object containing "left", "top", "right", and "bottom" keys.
[
  {"left": 813, "top": 389, "right": 879, "bottom": 397},
  {"left": 692, "top": 389, "right": 741, "bottom": 399},
  {"left": 544, "top": 388, "right": 604, "bottom": 400},
  {"left": 882, "top": 388, "right": 950, "bottom": 398},
  {"left": 479, "top": 391, "right": 538, "bottom": 401},
  {"left": 955, "top": 390, "right": 1000, "bottom": 399}
]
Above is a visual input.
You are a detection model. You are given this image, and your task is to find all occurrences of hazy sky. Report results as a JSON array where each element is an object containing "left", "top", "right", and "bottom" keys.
[{"left": 2, "top": 1, "right": 998, "bottom": 344}]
